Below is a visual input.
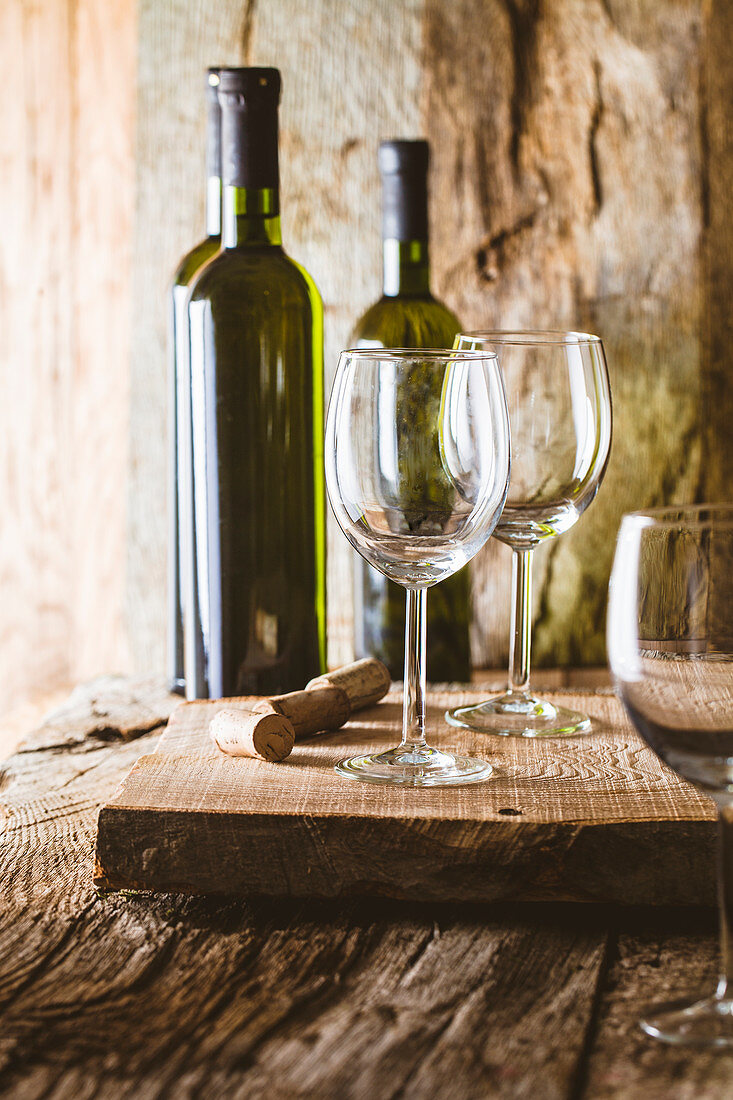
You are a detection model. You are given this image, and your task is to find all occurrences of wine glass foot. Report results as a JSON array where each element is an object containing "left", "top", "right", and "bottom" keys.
[
  {"left": 445, "top": 691, "right": 591, "bottom": 738},
  {"left": 334, "top": 744, "right": 494, "bottom": 787},
  {"left": 640, "top": 995, "right": 733, "bottom": 1047}
]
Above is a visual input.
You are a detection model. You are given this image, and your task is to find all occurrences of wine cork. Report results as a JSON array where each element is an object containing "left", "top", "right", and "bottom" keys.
[
  {"left": 209, "top": 708, "right": 295, "bottom": 762},
  {"left": 211, "top": 658, "right": 392, "bottom": 759},
  {"left": 306, "top": 657, "right": 391, "bottom": 711},
  {"left": 253, "top": 685, "right": 350, "bottom": 738}
]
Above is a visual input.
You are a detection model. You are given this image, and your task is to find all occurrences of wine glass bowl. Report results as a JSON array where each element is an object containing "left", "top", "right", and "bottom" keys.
[
  {"left": 492, "top": 330, "right": 610, "bottom": 548},
  {"left": 327, "top": 350, "right": 510, "bottom": 588},
  {"left": 446, "top": 331, "right": 612, "bottom": 737},
  {"left": 325, "top": 348, "right": 510, "bottom": 786},
  {"left": 608, "top": 504, "right": 733, "bottom": 1046}
]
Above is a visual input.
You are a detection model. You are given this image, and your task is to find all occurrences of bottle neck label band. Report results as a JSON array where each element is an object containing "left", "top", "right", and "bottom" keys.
[{"left": 383, "top": 239, "right": 431, "bottom": 297}]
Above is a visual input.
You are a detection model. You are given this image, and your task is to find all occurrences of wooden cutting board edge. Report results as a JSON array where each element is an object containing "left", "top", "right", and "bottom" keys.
[{"left": 93, "top": 688, "right": 718, "bottom": 906}]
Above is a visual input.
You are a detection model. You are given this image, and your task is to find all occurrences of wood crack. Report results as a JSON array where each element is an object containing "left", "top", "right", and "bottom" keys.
[
  {"left": 54, "top": 758, "right": 107, "bottom": 791},
  {"left": 504, "top": 0, "right": 542, "bottom": 172},
  {"left": 240, "top": 0, "right": 258, "bottom": 63},
  {"left": 654, "top": 418, "right": 704, "bottom": 507},
  {"left": 699, "top": 40, "right": 711, "bottom": 231},
  {"left": 568, "top": 927, "right": 616, "bottom": 1100},
  {"left": 399, "top": 922, "right": 441, "bottom": 985},
  {"left": 14, "top": 740, "right": 104, "bottom": 756},
  {"left": 533, "top": 537, "right": 563, "bottom": 651},
  {"left": 390, "top": 998, "right": 470, "bottom": 1099},
  {"left": 225, "top": 926, "right": 383, "bottom": 1073},
  {"left": 90, "top": 718, "right": 168, "bottom": 743},
  {"left": 0, "top": 895, "right": 99, "bottom": 1019},
  {"left": 588, "top": 61, "right": 605, "bottom": 217},
  {"left": 476, "top": 210, "right": 538, "bottom": 282}
]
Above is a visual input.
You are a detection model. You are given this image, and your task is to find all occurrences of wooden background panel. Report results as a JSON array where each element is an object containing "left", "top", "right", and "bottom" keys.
[
  {"left": 702, "top": 0, "right": 733, "bottom": 504},
  {"left": 249, "top": 0, "right": 426, "bottom": 666},
  {"left": 425, "top": 0, "right": 705, "bottom": 666},
  {"left": 0, "top": 0, "right": 72, "bottom": 710},
  {"left": 127, "top": 0, "right": 245, "bottom": 679},
  {"left": 72, "top": 0, "right": 136, "bottom": 678},
  {"left": 0, "top": 0, "right": 135, "bottom": 715},
  {"left": 129, "top": 0, "right": 427, "bottom": 671},
  {"left": 131, "top": 0, "right": 728, "bottom": 679},
  {"left": 2, "top": 0, "right": 729, "bottom": 720}
]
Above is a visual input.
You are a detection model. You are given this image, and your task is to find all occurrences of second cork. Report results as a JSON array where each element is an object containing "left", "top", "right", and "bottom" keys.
[{"left": 209, "top": 657, "right": 391, "bottom": 762}]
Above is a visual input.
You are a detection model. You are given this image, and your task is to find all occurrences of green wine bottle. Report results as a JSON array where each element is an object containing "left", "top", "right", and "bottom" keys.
[
  {"left": 187, "top": 68, "right": 326, "bottom": 699},
  {"left": 169, "top": 68, "right": 222, "bottom": 695},
  {"left": 351, "top": 140, "right": 471, "bottom": 681}
]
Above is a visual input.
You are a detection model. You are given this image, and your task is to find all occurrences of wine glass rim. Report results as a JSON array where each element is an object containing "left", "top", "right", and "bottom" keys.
[
  {"left": 340, "top": 347, "right": 498, "bottom": 361},
  {"left": 457, "top": 329, "right": 602, "bottom": 346},
  {"left": 622, "top": 503, "right": 733, "bottom": 529}
]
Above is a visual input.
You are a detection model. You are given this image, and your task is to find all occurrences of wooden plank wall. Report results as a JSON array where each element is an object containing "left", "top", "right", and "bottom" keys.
[
  {"left": 131, "top": 0, "right": 731, "bottom": 675},
  {"left": 703, "top": 0, "right": 733, "bottom": 504},
  {"left": 2, "top": 0, "right": 730, "bottom": 714},
  {"left": 426, "top": 0, "right": 707, "bottom": 666},
  {"left": 0, "top": 0, "right": 136, "bottom": 713}
]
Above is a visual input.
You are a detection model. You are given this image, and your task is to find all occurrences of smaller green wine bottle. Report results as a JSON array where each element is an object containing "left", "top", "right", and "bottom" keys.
[
  {"left": 168, "top": 68, "right": 222, "bottom": 695},
  {"left": 351, "top": 140, "right": 472, "bottom": 682}
]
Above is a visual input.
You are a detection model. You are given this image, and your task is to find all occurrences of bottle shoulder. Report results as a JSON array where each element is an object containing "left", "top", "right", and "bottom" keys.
[
  {"left": 289, "top": 256, "right": 324, "bottom": 311},
  {"left": 351, "top": 294, "right": 461, "bottom": 348},
  {"left": 172, "top": 235, "right": 220, "bottom": 287},
  {"left": 189, "top": 246, "right": 321, "bottom": 309}
]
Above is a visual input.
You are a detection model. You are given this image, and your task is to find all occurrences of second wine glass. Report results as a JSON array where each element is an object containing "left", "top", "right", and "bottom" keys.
[
  {"left": 446, "top": 331, "right": 612, "bottom": 737},
  {"left": 326, "top": 348, "right": 511, "bottom": 785}
]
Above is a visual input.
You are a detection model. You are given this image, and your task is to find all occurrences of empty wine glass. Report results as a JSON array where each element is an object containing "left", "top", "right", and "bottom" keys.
[
  {"left": 608, "top": 504, "right": 733, "bottom": 1046},
  {"left": 326, "top": 348, "right": 510, "bottom": 786},
  {"left": 446, "top": 331, "right": 612, "bottom": 737}
]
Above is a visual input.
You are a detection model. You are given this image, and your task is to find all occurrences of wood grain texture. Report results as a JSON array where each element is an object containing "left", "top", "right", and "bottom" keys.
[
  {"left": 71, "top": 0, "right": 136, "bottom": 679},
  {"left": 95, "top": 688, "right": 717, "bottom": 904},
  {"left": 425, "top": 0, "right": 707, "bottom": 667},
  {"left": 701, "top": 0, "right": 733, "bottom": 503},
  {"left": 0, "top": 675, "right": 723, "bottom": 1097},
  {"left": 0, "top": 686, "right": 70, "bottom": 763},
  {"left": 0, "top": 0, "right": 135, "bottom": 713},
  {"left": 582, "top": 909, "right": 733, "bottom": 1099},
  {"left": 131, "top": 0, "right": 425, "bottom": 671},
  {"left": 128, "top": 0, "right": 244, "bottom": 679},
  {"left": 2, "top": 1, "right": 730, "bottom": 720}
]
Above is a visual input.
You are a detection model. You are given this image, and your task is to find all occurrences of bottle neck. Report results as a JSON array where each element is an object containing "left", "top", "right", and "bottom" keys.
[
  {"left": 222, "top": 186, "right": 282, "bottom": 248},
  {"left": 219, "top": 80, "right": 280, "bottom": 248},
  {"left": 205, "top": 75, "right": 222, "bottom": 238},
  {"left": 206, "top": 176, "right": 222, "bottom": 238},
  {"left": 383, "top": 239, "right": 431, "bottom": 297}
]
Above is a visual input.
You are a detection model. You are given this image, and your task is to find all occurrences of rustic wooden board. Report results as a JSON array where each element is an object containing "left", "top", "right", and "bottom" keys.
[{"left": 95, "top": 688, "right": 716, "bottom": 905}]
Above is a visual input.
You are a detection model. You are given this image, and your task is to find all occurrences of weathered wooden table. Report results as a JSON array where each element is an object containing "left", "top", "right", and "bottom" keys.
[{"left": 2, "top": 675, "right": 732, "bottom": 1099}]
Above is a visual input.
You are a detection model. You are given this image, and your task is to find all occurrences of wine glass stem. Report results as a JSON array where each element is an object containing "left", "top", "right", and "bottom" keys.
[
  {"left": 402, "top": 587, "right": 427, "bottom": 751},
  {"left": 716, "top": 803, "right": 733, "bottom": 999},
  {"left": 508, "top": 548, "right": 533, "bottom": 695}
]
